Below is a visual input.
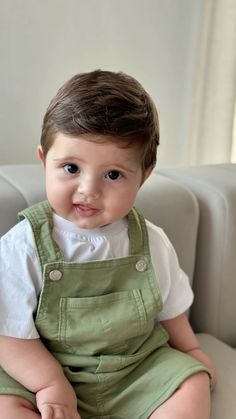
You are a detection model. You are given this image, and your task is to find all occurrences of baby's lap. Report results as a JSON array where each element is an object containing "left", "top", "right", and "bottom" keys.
[{"left": 0, "top": 348, "right": 207, "bottom": 418}]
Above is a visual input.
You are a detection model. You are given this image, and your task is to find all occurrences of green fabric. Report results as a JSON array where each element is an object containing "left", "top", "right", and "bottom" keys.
[{"left": 0, "top": 201, "right": 209, "bottom": 418}]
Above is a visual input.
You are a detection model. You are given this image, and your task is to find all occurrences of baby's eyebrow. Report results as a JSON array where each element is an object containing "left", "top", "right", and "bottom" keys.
[
  {"left": 52, "top": 156, "right": 80, "bottom": 162},
  {"left": 108, "top": 165, "right": 138, "bottom": 174}
]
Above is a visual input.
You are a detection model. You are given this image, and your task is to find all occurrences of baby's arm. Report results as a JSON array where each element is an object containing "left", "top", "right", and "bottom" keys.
[
  {"left": 0, "top": 335, "right": 80, "bottom": 418},
  {"left": 161, "top": 313, "right": 217, "bottom": 389}
]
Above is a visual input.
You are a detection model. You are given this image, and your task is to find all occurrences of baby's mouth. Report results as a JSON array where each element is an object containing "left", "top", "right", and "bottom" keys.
[{"left": 73, "top": 203, "right": 101, "bottom": 217}]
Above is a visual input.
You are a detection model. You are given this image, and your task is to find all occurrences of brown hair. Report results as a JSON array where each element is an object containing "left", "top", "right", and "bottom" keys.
[{"left": 40, "top": 69, "right": 160, "bottom": 170}]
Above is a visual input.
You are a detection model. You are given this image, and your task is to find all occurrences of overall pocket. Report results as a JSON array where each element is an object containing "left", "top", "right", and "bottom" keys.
[{"left": 59, "top": 289, "right": 148, "bottom": 355}]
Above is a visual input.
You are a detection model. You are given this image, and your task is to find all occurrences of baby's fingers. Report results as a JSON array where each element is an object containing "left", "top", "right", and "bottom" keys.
[
  {"left": 41, "top": 405, "right": 67, "bottom": 419},
  {"left": 40, "top": 405, "right": 54, "bottom": 419},
  {"left": 40, "top": 404, "right": 80, "bottom": 419}
]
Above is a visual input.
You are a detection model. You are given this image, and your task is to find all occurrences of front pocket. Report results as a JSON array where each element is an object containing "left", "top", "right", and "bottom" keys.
[{"left": 59, "top": 289, "right": 148, "bottom": 355}]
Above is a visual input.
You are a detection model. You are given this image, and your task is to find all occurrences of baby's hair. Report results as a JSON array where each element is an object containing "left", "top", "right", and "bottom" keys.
[{"left": 40, "top": 69, "right": 160, "bottom": 171}]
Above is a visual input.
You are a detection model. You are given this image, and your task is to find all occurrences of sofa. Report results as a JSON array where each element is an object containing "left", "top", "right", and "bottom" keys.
[{"left": 0, "top": 163, "right": 236, "bottom": 418}]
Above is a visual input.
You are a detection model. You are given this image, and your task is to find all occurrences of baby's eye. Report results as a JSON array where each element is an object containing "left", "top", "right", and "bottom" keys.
[
  {"left": 63, "top": 164, "right": 80, "bottom": 174},
  {"left": 105, "top": 170, "right": 123, "bottom": 181}
]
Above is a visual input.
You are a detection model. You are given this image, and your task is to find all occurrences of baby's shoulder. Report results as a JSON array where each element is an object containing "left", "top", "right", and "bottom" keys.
[{"left": 145, "top": 219, "right": 172, "bottom": 251}]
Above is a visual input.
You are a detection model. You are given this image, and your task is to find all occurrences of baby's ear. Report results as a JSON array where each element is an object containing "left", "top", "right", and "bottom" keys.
[
  {"left": 37, "top": 146, "right": 46, "bottom": 166},
  {"left": 141, "top": 166, "right": 153, "bottom": 185}
]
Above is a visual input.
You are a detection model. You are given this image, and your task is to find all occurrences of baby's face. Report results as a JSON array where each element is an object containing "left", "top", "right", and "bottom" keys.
[{"left": 38, "top": 133, "right": 150, "bottom": 229}]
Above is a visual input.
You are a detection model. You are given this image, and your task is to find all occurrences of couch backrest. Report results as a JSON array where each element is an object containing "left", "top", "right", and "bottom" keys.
[
  {"left": 0, "top": 164, "right": 45, "bottom": 236},
  {"left": 135, "top": 172, "right": 199, "bottom": 285}
]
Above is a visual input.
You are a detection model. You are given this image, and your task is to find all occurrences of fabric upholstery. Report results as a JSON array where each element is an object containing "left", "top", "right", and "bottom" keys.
[{"left": 159, "top": 164, "right": 236, "bottom": 346}]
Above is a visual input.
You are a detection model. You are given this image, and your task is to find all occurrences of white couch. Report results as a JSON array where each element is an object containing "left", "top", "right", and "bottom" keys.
[{"left": 0, "top": 163, "right": 236, "bottom": 418}]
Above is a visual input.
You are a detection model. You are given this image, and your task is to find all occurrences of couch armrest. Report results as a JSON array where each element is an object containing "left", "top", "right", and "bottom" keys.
[{"left": 159, "top": 164, "right": 236, "bottom": 346}]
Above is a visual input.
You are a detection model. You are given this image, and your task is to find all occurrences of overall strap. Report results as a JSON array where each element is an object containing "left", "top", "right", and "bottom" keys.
[
  {"left": 18, "top": 200, "right": 63, "bottom": 272},
  {"left": 128, "top": 207, "right": 151, "bottom": 256}
]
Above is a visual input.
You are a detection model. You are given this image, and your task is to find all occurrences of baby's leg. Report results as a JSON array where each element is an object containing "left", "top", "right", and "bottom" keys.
[
  {"left": 0, "top": 395, "right": 40, "bottom": 419},
  {"left": 149, "top": 372, "right": 210, "bottom": 419}
]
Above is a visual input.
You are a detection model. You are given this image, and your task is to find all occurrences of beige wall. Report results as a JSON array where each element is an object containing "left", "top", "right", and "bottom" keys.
[{"left": 0, "top": 0, "right": 203, "bottom": 166}]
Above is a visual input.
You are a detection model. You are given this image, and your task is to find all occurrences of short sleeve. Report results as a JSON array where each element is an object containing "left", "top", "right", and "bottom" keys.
[
  {"left": 0, "top": 220, "right": 42, "bottom": 338},
  {"left": 146, "top": 220, "right": 194, "bottom": 321}
]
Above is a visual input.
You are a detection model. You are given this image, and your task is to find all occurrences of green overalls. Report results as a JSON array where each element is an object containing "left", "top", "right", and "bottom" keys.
[{"left": 0, "top": 201, "right": 208, "bottom": 418}]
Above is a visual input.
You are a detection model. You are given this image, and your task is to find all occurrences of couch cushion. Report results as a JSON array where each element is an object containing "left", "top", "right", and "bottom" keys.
[{"left": 197, "top": 333, "right": 236, "bottom": 419}]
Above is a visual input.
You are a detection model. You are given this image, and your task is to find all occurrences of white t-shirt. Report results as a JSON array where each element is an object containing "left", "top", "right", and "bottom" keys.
[{"left": 0, "top": 214, "right": 193, "bottom": 339}]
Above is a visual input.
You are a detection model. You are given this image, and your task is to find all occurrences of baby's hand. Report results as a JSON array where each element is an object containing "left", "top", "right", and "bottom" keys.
[
  {"left": 36, "top": 375, "right": 81, "bottom": 419},
  {"left": 40, "top": 404, "right": 81, "bottom": 419},
  {"left": 187, "top": 347, "right": 217, "bottom": 391}
]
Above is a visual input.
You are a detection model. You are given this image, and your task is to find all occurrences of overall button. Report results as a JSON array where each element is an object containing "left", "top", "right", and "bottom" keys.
[
  {"left": 49, "top": 270, "right": 62, "bottom": 281},
  {"left": 135, "top": 260, "right": 147, "bottom": 272}
]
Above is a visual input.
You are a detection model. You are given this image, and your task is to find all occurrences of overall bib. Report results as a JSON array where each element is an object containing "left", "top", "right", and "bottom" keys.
[{"left": 0, "top": 201, "right": 208, "bottom": 418}]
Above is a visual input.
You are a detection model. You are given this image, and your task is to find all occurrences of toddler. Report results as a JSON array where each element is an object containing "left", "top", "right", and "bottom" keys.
[{"left": 0, "top": 70, "right": 216, "bottom": 419}]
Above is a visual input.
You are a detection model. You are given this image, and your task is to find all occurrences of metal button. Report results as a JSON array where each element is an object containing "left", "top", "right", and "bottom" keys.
[
  {"left": 49, "top": 270, "right": 62, "bottom": 281},
  {"left": 135, "top": 260, "right": 147, "bottom": 272}
]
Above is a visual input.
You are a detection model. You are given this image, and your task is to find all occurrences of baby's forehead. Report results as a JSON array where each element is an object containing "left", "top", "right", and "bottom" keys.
[
  {"left": 46, "top": 132, "right": 144, "bottom": 171},
  {"left": 52, "top": 132, "right": 141, "bottom": 151}
]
